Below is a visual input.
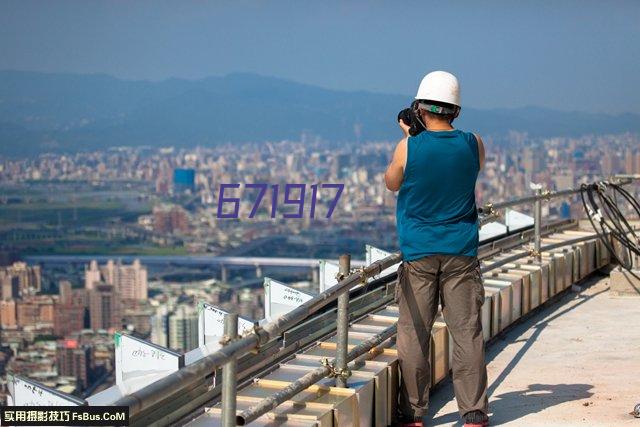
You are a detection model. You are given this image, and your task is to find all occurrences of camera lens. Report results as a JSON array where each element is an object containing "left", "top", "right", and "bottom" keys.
[{"left": 398, "top": 108, "right": 413, "bottom": 126}]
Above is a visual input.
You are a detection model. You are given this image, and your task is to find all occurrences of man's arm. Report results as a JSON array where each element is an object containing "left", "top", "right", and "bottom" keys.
[
  {"left": 385, "top": 137, "right": 408, "bottom": 191},
  {"left": 474, "top": 133, "right": 486, "bottom": 171}
]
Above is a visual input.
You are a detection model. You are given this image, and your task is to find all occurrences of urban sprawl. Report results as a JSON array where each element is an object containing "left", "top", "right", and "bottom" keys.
[{"left": 0, "top": 132, "right": 639, "bottom": 403}]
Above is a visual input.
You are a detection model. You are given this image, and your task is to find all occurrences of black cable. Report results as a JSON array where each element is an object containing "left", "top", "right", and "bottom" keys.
[
  {"left": 596, "top": 183, "right": 640, "bottom": 257},
  {"left": 580, "top": 181, "right": 640, "bottom": 276}
]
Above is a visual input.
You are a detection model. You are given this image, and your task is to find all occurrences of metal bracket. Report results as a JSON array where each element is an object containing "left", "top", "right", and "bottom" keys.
[
  {"left": 320, "top": 358, "right": 352, "bottom": 380},
  {"left": 481, "top": 202, "right": 495, "bottom": 216},
  {"left": 336, "top": 268, "right": 369, "bottom": 285},
  {"left": 336, "top": 367, "right": 352, "bottom": 380},
  {"left": 218, "top": 334, "right": 232, "bottom": 346},
  {"left": 352, "top": 266, "right": 368, "bottom": 284},
  {"left": 528, "top": 247, "right": 541, "bottom": 258},
  {"left": 540, "top": 189, "right": 552, "bottom": 201},
  {"left": 249, "top": 323, "right": 264, "bottom": 354}
]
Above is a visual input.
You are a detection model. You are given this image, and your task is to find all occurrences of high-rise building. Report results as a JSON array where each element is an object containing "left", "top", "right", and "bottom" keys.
[
  {"left": 0, "top": 262, "right": 41, "bottom": 297},
  {"left": 56, "top": 339, "right": 93, "bottom": 390},
  {"left": 122, "top": 307, "right": 153, "bottom": 336},
  {"left": 16, "top": 296, "right": 55, "bottom": 327},
  {"left": 85, "top": 261, "right": 101, "bottom": 291},
  {"left": 168, "top": 305, "right": 198, "bottom": 352},
  {"left": 601, "top": 152, "right": 616, "bottom": 177},
  {"left": 173, "top": 168, "right": 196, "bottom": 193},
  {"left": 108, "top": 259, "right": 147, "bottom": 301},
  {"left": 521, "top": 147, "right": 541, "bottom": 177},
  {"left": 1, "top": 276, "right": 19, "bottom": 300},
  {"left": 85, "top": 260, "right": 147, "bottom": 301},
  {"left": 58, "top": 280, "right": 73, "bottom": 305},
  {"left": 331, "top": 154, "right": 350, "bottom": 179},
  {"left": 150, "top": 305, "right": 170, "bottom": 348},
  {"left": 54, "top": 306, "right": 85, "bottom": 337},
  {"left": 89, "top": 283, "right": 121, "bottom": 331},
  {"left": 153, "top": 204, "right": 189, "bottom": 234},
  {"left": 625, "top": 148, "right": 635, "bottom": 174},
  {"left": 0, "top": 300, "right": 16, "bottom": 328}
]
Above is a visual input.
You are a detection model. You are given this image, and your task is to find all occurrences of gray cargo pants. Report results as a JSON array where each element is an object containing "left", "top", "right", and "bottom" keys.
[{"left": 396, "top": 254, "right": 489, "bottom": 418}]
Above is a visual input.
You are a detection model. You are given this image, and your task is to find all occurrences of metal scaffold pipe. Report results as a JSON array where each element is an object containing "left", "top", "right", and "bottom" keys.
[
  {"left": 479, "top": 211, "right": 501, "bottom": 226},
  {"left": 335, "top": 254, "right": 351, "bottom": 388},
  {"left": 534, "top": 188, "right": 543, "bottom": 262},
  {"left": 221, "top": 313, "right": 239, "bottom": 427},
  {"left": 112, "top": 253, "right": 402, "bottom": 417},
  {"left": 479, "top": 231, "right": 628, "bottom": 274},
  {"left": 236, "top": 324, "right": 398, "bottom": 426},
  {"left": 613, "top": 174, "right": 640, "bottom": 180},
  {"left": 478, "top": 178, "right": 636, "bottom": 214}
]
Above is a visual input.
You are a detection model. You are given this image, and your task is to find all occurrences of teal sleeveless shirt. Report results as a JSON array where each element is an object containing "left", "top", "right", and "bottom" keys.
[{"left": 396, "top": 129, "right": 480, "bottom": 260}]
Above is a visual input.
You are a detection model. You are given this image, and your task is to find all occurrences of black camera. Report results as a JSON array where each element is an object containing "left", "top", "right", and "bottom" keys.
[{"left": 397, "top": 100, "right": 425, "bottom": 136}]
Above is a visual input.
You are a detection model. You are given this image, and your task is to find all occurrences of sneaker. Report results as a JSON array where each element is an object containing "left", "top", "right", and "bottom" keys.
[{"left": 463, "top": 410, "right": 489, "bottom": 427}]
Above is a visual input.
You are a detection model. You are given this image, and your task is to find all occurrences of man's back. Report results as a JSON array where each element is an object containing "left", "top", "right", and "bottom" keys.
[
  {"left": 396, "top": 129, "right": 480, "bottom": 260},
  {"left": 387, "top": 70, "right": 489, "bottom": 427}
]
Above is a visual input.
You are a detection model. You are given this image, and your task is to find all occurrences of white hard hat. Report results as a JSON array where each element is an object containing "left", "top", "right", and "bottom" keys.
[{"left": 415, "top": 71, "right": 460, "bottom": 107}]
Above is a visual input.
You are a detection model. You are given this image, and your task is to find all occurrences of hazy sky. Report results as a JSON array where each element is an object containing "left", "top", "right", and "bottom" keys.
[{"left": 1, "top": 1, "right": 639, "bottom": 113}]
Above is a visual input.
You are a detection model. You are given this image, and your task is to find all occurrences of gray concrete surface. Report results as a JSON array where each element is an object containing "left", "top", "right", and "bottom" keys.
[
  {"left": 427, "top": 272, "right": 640, "bottom": 426},
  {"left": 610, "top": 268, "right": 640, "bottom": 297}
]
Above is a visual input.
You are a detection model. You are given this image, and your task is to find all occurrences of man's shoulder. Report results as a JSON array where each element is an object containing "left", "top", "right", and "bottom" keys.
[
  {"left": 455, "top": 129, "right": 478, "bottom": 138},
  {"left": 460, "top": 130, "right": 484, "bottom": 145}
]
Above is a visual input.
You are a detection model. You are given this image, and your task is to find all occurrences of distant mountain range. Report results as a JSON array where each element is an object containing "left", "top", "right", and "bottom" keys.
[{"left": 1, "top": 70, "right": 638, "bottom": 156}]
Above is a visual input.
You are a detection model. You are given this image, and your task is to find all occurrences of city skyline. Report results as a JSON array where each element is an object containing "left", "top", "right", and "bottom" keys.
[{"left": 1, "top": 2, "right": 639, "bottom": 417}]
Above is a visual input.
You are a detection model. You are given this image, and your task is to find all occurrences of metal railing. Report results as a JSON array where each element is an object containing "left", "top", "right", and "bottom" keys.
[
  {"left": 236, "top": 323, "right": 398, "bottom": 425},
  {"left": 479, "top": 177, "right": 637, "bottom": 259},
  {"left": 112, "top": 177, "right": 639, "bottom": 426},
  {"left": 112, "top": 250, "right": 402, "bottom": 421}
]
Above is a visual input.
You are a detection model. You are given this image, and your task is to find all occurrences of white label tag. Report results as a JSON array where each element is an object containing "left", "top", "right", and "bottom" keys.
[
  {"left": 115, "top": 332, "right": 183, "bottom": 392},
  {"left": 366, "top": 245, "right": 399, "bottom": 280},
  {"left": 318, "top": 260, "right": 340, "bottom": 293},
  {"left": 9, "top": 374, "right": 84, "bottom": 406},
  {"left": 505, "top": 209, "right": 534, "bottom": 231},
  {"left": 265, "top": 278, "right": 314, "bottom": 321},
  {"left": 198, "top": 302, "right": 254, "bottom": 346}
]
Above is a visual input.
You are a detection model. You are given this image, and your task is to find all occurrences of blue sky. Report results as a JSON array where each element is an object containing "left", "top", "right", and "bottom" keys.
[{"left": 1, "top": 0, "right": 639, "bottom": 113}]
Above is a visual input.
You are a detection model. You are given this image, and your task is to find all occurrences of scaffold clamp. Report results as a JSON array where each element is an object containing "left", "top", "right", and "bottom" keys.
[
  {"left": 249, "top": 323, "right": 269, "bottom": 354},
  {"left": 351, "top": 266, "right": 368, "bottom": 284},
  {"left": 218, "top": 334, "right": 233, "bottom": 346},
  {"left": 320, "top": 358, "right": 352, "bottom": 380},
  {"left": 481, "top": 202, "right": 495, "bottom": 216}
]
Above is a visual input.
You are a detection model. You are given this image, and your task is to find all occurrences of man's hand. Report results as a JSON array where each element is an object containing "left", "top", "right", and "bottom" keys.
[{"left": 398, "top": 119, "right": 411, "bottom": 138}]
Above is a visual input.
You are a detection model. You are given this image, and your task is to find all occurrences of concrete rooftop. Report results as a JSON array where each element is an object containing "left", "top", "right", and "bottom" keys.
[{"left": 427, "top": 272, "right": 640, "bottom": 426}]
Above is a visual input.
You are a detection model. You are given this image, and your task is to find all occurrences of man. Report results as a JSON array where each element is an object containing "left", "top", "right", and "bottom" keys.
[{"left": 385, "top": 71, "right": 489, "bottom": 427}]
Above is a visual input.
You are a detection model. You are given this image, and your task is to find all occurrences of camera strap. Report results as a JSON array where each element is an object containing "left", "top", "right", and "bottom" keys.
[{"left": 417, "top": 101, "right": 458, "bottom": 116}]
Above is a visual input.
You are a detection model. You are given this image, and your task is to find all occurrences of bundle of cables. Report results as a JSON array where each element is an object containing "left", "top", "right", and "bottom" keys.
[{"left": 580, "top": 181, "right": 640, "bottom": 275}]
